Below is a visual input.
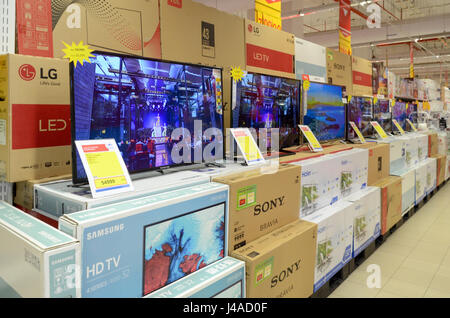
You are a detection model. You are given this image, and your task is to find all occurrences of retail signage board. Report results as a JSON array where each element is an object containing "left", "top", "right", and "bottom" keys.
[
  {"left": 392, "top": 119, "right": 405, "bottom": 135},
  {"left": 349, "top": 121, "right": 366, "bottom": 144},
  {"left": 370, "top": 121, "right": 388, "bottom": 139},
  {"left": 230, "top": 128, "right": 265, "bottom": 165},
  {"left": 299, "top": 125, "right": 323, "bottom": 152}
]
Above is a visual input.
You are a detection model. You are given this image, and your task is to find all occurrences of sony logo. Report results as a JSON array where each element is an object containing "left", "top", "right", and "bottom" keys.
[
  {"left": 271, "top": 259, "right": 302, "bottom": 288},
  {"left": 334, "top": 63, "right": 345, "bottom": 71},
  {"left": 254, "top": 196, "right": 285, "bottom": 216},
  {"left": 86, "top": 224, "right": 125, "bottom": 240},
  {"left": 39, "top": 119, "right": 67, "bottom": 132},
  {"left": 253, "top": 52, "right": 270, "bottom": 63}
]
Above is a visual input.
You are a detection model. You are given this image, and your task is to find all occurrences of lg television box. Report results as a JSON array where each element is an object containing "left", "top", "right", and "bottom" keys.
[
  {"left": 414, "top": 163, "right": 427, "bottom": 204},
  {"left": 230, "top": 220, "right": 317, "bottom": 298},
  {"left": 213, "top": 164, "right": 301, "bottom": 253},
  {"left": 379, "top": 138, "right": 406, "bottom": 175},
  {"left": 373, "top": 176, "right": 402, "bottom": 235},
  {"left": 424, "top": 157, "right": 437, "bottom": 194},
  {"left": 34, "top": 171, "right": 209, "bottom": 218},
  {"left": 432, "top": 154, "right": 447, "bottom": 186},
  {"left": 351, "top": 55, "right": 373, "bottom": 97},
  {"left": 326, "top": 48, "right": 352, "bottom": 95},
  {"left": 0, "top": 54, "right": 72, "bottom": 182},
  {"left": 59, "top": 182, "right": 229, "bottom": 298},
  {"left": 352, "top": 143, "right": 390, "bottom": 185},
  {"left": 147, "top": 257, "right": 245, "bottom": 298},
  {"left": 391, "top": 169, "right": 415, "bottom": 215},
  {"left": 289, "top": 156, "right": 340, "bottom": 218},
  {"left": 345, "top": 187, "right": 381, "bottom": 257},
  {"left": 52, "top": 0, "right": 161, "bottom": 59},
  {"left": 0, "top": 201, "right": 80, "bottom": 298},
  {"left": 303, "top": 201, "right": 353, "bottom": 291}
]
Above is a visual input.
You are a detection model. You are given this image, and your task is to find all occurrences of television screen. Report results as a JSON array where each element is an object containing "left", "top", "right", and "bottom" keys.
[
  {"left": 143, "top": 203, "right": 225, "bottom": 296},
  {"left": 373, "top": 99, "right": 392, "bottom": 133},
  {"left": 392, "top": 101, "right": 407, "bottom": 132},
  {"left": 72, "top": 52, "right": 224, "bottom": 183},
  {"left": 347, "top": 96, "right": 373, "bottom": 139},
  {"left": 304, "top": 82, "right": 345, "bottom": 142},
  {"left": 231, "top": 72, "right": 301, "bottom": 150},
  {"left": 406, "top": 102, "right": 418, "bottom": 131}
]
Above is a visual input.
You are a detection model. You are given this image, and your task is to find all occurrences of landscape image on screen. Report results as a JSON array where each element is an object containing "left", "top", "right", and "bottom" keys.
[
  {"left": 348, "top": 97, "right": 373, "bottom": 139},
  {"left": 392, "top": 101, "right": 407, "bottom": 131},
  {"left": 304, "top": 82, "right": 345, "bottom": 141},
  {"left": 373, "top": 99, "right": 392, "bottom": 132},
  {"left": 143, "top": 204, "right": 225, "bottom": 296},
  {"left": 232, "top": 72, "right": 300, "bottom": 150},
  {"left": 73, "top": 52, "right": 223, "bottom": 181}
]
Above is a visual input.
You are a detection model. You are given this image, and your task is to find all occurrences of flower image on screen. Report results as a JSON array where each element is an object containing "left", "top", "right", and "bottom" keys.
[
  {"left": 373, "top": 99, "right": 392, "bottom": 132},
  {"left": 392, "top": 101, "right": 407, "bottom": 131},
  {"left": 304, "top": 82, "right": 345, "bottom": 142},
  {"left": 348, "top": 97, "right": 373, "bottom": 139},
  {"left": 143, "top": 203, "right": 225, "bottom": 296}
]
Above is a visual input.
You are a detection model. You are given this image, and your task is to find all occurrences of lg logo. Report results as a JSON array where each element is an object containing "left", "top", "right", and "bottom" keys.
[
  {"left": 19, "top": 64, "right": 36, "bottom": 81},
  {"left": 248, "top": 24, "right": 260, "bottom": 35}
]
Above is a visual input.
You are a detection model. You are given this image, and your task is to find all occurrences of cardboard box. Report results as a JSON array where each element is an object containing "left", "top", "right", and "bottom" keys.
[
  {"left": 147, "top": 257, "right": 245, "bottom": 298},
  {"left": 14, "top": 174, "right": 71, "bottom": 211},
  {"left": 352, "top": 143, "right": 390, "bottom": 185},
  {"left": 391, "top": 169, "right": 415, "bottom": 214},
  {"left": 346, "top": 187, "right": 381, "bottom": 257},
  {"left": 213, "top": 164, "right": 301, "bottom": 253},
  {"left": 230, "top": 220, "right": 317, "bottom": 298},
  {"left": 52, "top": 0, "right": 161, "bottom": 59},
  {"left": 59, "top": 182, "right": 229, "bottom": 298},
  {"left": 13, "top": 205, "right": 58, "bottom": 229},
  {"left": 320, "top": 144, "right": 354, "bottom": 155},
  {"left": 294, "top": 37, "right": 326, "bottom": 83},
  {"left": 399, "top": 136, "right": 419, "bottom": 169},
  {"left": 373, "top": 176, "right": 402, "bottom": 235},
  {"left": 280, "top": 150, "right": 324, "bottom": 164},
  {"left": 351, "top": 55, "right": 373, "bottom": 97},
  {"left": 414, "top": 133, "right": 429, "bottom": 162},
  {"left": 432, "top": 154, "right": 447, "bottom": 186},
  {"left": 191, "top": 161, "right": 266, "bottom": 181},
  {"left": 34, "top": 171, "right": 210, "bottom": 217},
  {"left": 0, "top": 181, "right": 13, "bottom": 205},
  {"left": 245, "top": 19, "right": 295, "bottom": 79},
  {"left": 326, "top": 48, "right": 352, "bottom": 95},
  {"left": 379, "top": 138, "right": 406, "bottom": 174},
  {"left": 414, "top": 163, "right": 427, "bottom": 204},
  {"left": 424, "top": 158, "right": 437, "bottom": 194},
  {"left": 438, "top": 132, "right": 448, "bottom": 156},
  {"left": 0, "top": 54, "right": 72, "bottom": 182},
  {"left": 303, "top": 201, "right": 353, "bottom": 291},
  {"left": 289, "top": 156, "right": 340, "bottom": 218},
  {"left": 425, "top": 132, "right": 438, "bottom": 157},
  {"left": 0, "top": 201, "right": 80, "bottom": 298}
]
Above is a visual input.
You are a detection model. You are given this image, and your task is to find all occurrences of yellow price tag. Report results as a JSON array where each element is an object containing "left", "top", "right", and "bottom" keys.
[
  {"left": 373, "top": 97, "right": 378, "bottom": 105},
  {"left": 392, "top": 119, "right": 405, "bottom": 135},
  {"left": 349, "top": 122, "right": 366, "bottom": 143},
  {"left": 62, "top": 41, "right": 95, "bottom": 68},
  {"left": 299, "top": 125, "right": 323, "bottom": 152},
  {"left": 371, "top": 121, "right": 388, "bottom": 139},
  {"left": 303, "top": 80, "right": 310, "bottom": 92},
  {"left": 94, "top": 176, "right": 128, "bottom": 190},
  {"left": 406, "top": 119, "right": 417, "bottom": 132},
  {"left": 236, "top": 136, "right": 263, "bottom": 161},
  {"left": 85, "top": 151, "right": 124, "bottom": 178}
]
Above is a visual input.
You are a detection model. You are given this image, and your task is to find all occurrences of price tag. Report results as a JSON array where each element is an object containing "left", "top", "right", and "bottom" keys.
[
  {"left": 299, "top": 125, "right": 323, "bottom": 152},
  {"left": 392, "top": 119, "right": 405, "bottom": 135},
  {"left": 370, "top": 121, "right": 389, "bottom": 139},
  {"left": 230, "top": 128, "right": 265, "bottom": 166},
  {"left": 349, "top": 122, "right": 366, "bottom": 143},
  {"left": 406, "top": 119, "right": 418, "bottom": 132},
  {"left": 75, "top": 139, "right": 134, "bottom": 198}
]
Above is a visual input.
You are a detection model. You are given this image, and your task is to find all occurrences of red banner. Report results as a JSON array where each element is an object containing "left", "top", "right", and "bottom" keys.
[
  {"left": 246, "top": 43, "right": 293, "bottom": 74},
  {"left": 353, "top": 71, "right": 372, "bottom": 87},
  {"left": 339, "top": 0, "right": 352, "bottom": 55}
]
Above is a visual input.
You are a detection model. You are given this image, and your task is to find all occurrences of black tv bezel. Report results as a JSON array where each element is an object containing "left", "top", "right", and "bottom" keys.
[
  {"left": 70, "top": 51, "right": 225, "bottom": 185},
  {"left": 229, "top": 70, "right": 302, "bottom": 151},
  {"left": 372, "top": 98, "right": 393, "bottom": 135},
  {"left": 346, "top": 95, "right": 374, "bottom": 140},
  {"left": 301, "top": 81, "right": 347, "bottom": 144}
]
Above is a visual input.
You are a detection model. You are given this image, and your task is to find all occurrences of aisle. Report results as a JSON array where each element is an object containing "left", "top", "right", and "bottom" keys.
[{"left": 329, "top": 182, "right": 450, "bottom": 298}]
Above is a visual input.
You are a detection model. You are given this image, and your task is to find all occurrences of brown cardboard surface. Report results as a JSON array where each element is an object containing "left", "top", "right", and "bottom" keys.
[
  {"left": 0, "top": 54, "right": 72, "bottom": 182},
  {"left": 326, "top": 48, "right": 352, "bottom": 95},
  {"left": 373, "top": 176, "right": 402, "bottom": 235},
  {"left": 230, "top": 219, "right": 317, "bottom": 298},
  {"left": 431, "top": 154, "right": 446, "bottom": 186},
  {"left": 52, "top": 0, "right": 161, "bottom": 59},
  {"left": 213, "top": 164, "right": 301, "bottom": 253},
  {"left": 280, "top": 151, "right": 323, "bottom": 164},
  {"left": 425, "top": 132, "right": 438, "bottom": 157},
  {"left": 351, "top": 55, "right": 373, "bottom": 97},
  {"left": 352, "top": 143, "right": 390, "bottom": 185}
]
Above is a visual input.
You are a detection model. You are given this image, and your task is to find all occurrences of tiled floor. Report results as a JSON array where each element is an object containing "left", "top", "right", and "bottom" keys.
[{"left": 329, "top": 181, "right": 450, "bottom": 298}]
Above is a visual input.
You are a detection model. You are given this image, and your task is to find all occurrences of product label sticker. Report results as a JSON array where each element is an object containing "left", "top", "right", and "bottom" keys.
[
  {"left": 0, "top": 119, "right": 6, "bottom": 146},
  {"left": 201, "top": 21, "right": 215, "bottom": 58},
  {"left": 213, "top": 69, "right": 223, "bottom": 114},
  {"left": 230, "top": 128, "right": 265, "bottom": 165},
  {"left": 349, "top": 121, "right": 366, "bottom": 143},
  {"left": 255, "top": 256, "right": 274, "bottom": 286},
  {"left": 392, "top": 119, "right": 405, "bottom": 135},
  {"left": 75, "top": 139, "right": 134, "bottom": 198},
  {"left": 236, "top": 185, "right": 257, "bottom": 211},
  {"left": 406, "top": 119, "right": 417, "bottom": 132},
  {"left": 62, "top": 41, "right": 95, "bottom": 68},
  {"left": 370, "top": 121, "right": 388, "bottom": 139},
  {"left": 299, "top": 125, "right": 323, "bottom": 152}
]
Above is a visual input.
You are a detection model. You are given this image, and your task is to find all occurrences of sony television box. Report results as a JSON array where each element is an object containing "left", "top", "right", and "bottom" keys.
[
  {"left": 230, "top": 220, "right": 317, "bottom": 298},
  {"left": 424, "top": 157, "right": 437, "bottom": 194},
  {"left": 345, "top": 187, "right": 381, "bottom": 257},
  {"left": 414, "top": 162, "right": 427, "bottom": 204},
  {"left": 352, "top": 143, "right": 390, "bottom": 186},
  {"left": 59, "top": 182, "right": 229, "bottom": 298},
  {"left": 431, "top": 154, "right": 447, "bottom": 186},
  {"left": 351, "top": 55, "right": 373, "bottom": 97},
  {"left": 326, "top": 48, "right": 352, "bottom": 95},
  {"left": 52, "top": 0, "right": 161, "bottom": 59},
  {"left": 294, "top": 37, "right": 327, "bottom": 83},
  {"left": 391, "top": 169, "right": 416, "bottom": 215},
  {"left": 0, "top": 201, "right": 80, "bottom": 298},
  {"left": 303, "top": 201, "right": 353, "bottom": 291},
  {"left": 34, "top": 171, "right": 210, "bottom": 218},
  {"left": 379, "top": 137, "right": 406, "bottom": 175},
  {"left": 213, "top": 164, "right": 301, "bottom": 253},
  {"left": 373, "top": 176, "right": 402, "bottom": 235},
  {"left": 147, "top": 257, "right": 245, "bottom": 298},
  {"left": 0, "top": 54, "right": 72, "bottom": 182},
  {"left": 289, "top": 156, "right": 340, "bottom": 218}
]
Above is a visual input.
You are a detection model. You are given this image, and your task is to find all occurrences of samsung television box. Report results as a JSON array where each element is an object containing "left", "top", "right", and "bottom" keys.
[
  {"left": 59, "top": 182, "right": 229, "bottom": 298},
  {"left": 0, "top": 201, "right": 80, "bottom": 298},
  {"left": 34, "top": 171, "right": 210, "bottom": 218},
  {"left": 415, "top": 163, "right": 427, "bottom": 204},
  {"left": 0, "top": 54, "right": 72, "bottom": 182},
  {"left": 303, "top": 201, "right": 353, "bottom": 291},
  {"left": 424, "top": 158, "right": 437, "bottom": 194},
  {"left": 147, "top": 257, "right": 245, "bottom": 298},
  {"left": 391, "top": 169, "right": 415, "bottom": 215},
  {"left": 230, "top": 220, "right": 317, "bottom": 298},
  {"left": 379, "top": 137, "right": 406, "bottom": 174},
  {"left": 345, "top": 187, "right": 381, "bottom": 257},
  {"left": 289, "top": 156, "right": 340, "bottom": 218}
]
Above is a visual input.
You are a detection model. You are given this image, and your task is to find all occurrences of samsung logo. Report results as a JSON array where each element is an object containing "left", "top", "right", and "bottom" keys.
[
  {"left": 87, "top": 224, "right": 124, "bottom": 240},
  {"left": 302, "top": 171, "right": 312, "bottom": 177}
]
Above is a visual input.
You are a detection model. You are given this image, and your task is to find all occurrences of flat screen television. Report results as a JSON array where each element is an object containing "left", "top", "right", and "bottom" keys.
[
  {"left": 406, "top": 102, "right": 418, "bottom": 131},
  {"left": 143, "top": 203, "right": 226, "bottom": 296},
  {"left": 347, "top": 96, "right": 373, "bottom": 140},
  {"left": 231, "top": 72, "right": 301, "bottom": 150},
  {"left": 392, "top": 101, "right": 407, "bottom": 132},
  {"left": 303, "top": 82, "right": 345, "bottom": 142},
  {"left": 71, "top": 52, "right": 224, "bottom": 184},
  {"left": 373, "top": 99, "right": 392, "bottom": 133}
]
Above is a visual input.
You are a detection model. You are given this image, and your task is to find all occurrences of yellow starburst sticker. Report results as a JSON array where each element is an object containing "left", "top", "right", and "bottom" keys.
[
  {"left": 303, "top": 80, "right": 310, "bottom": 92},
  {"left": 230, "top": 66, "right": 245, "bottom": 82},
  {"left": 62, "top": 41, "right": 95, "bottom": 68}
]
